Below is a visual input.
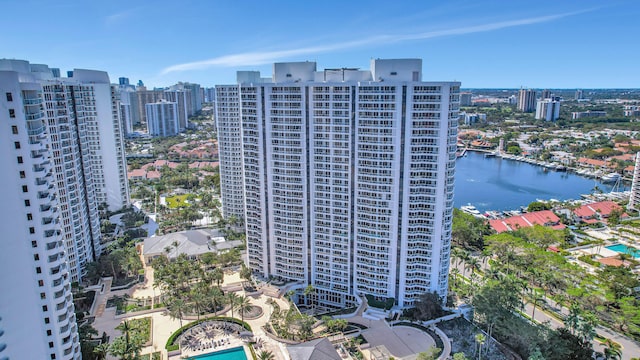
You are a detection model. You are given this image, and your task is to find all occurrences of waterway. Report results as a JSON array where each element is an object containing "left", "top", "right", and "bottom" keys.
[{"left": 454, "top": 151, "right": 630, "bottom": 212}]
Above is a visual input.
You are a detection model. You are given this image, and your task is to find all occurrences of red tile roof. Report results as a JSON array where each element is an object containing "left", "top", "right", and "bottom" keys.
[
  {"left": 574, "top": 201, "right": 624, "bottom": 223},
  {"left": 522, "top": 210, "right": 561, "bottom": 226},
  {"left": 577, "top": 157, "right": 607, "bottom": 167},
  {"left": 489, "top": 210, "right": 563, "bottom": 233},
  {"left": 489, "top": 219, "right": 511, "bottom": 233}
]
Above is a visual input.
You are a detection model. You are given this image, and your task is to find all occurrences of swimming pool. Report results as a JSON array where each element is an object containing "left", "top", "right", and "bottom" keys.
[
  {"left": 606, "top": 243, "right": 640, "bottom": 259},
  {"left": 189, "top": 346, "right": 247, "bottom": 360}
]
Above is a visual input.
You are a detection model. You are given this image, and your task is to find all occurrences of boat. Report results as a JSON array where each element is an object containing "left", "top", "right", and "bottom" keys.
[
  {"left": 601, "top": 172, "right": 621, "bottom": 183},
  {"left": 461, "top": 204, "right": 484, "bottom": 218}
]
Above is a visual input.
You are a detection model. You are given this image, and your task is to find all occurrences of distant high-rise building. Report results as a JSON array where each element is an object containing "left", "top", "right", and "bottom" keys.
[
  {"left": 216, "top": 59, "right": 459, "bottom": 308},
  {"left": 204, "top": 87, "right": 216, "bottom": 103},
  {"left": 540, "top": 89, "right": 551, "bottom": 99},
  {"left": 629, "top": 153, "right": 640, "bottom": 211},
  {"left": 575, "top": 89, "right": 584, "bottom": 100},
  {"left": 119, "top": 77, "right": 130, "bottom": 85},
  {"left": 460, "top": 92, "right": 472, "bottom": 106},
  {"left": 0, "top": 58, "right": 128, "bottom": 360},
  {"left": 535, "top": 97, "right": 561, "bottom": 121},
  {"left": 146, "top": 100, "right": 179, "bottom": 137},
  {"left": 517, "top": 89, "right": 536, "bottom": 112}
]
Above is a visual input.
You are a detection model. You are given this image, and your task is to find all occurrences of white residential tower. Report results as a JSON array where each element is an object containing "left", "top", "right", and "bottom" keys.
[{"left": 216, "top": 59, "right": 459, "bottom": 308}]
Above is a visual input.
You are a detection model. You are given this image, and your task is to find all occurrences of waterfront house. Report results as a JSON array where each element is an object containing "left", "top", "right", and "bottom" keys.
[
  {"left": 572, "top": 201, "right": 627, "bottom": 224},
  {"left": 489, "top": 210, "right": 564, "bottom": 233}
]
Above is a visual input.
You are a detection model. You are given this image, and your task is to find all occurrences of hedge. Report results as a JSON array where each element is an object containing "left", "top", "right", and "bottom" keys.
[
  {"left": 365, "top": 294, "right": 395, "bottom": 310},
  {"left": 165, "top": 316, "right": 252, "bottom": 351}
]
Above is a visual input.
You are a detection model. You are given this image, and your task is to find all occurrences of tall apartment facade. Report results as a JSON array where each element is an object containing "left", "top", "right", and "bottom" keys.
[
  {"left": 629, "top": 153, "right": 640, "bottom": 211},
  {"left": 517, "top": 88, "right": 536, "bottom": 112},
  {"left": 146, "top": 100, "right": 179, "bottom": 137},
  {"left": 0, "top": 59, "right": 129, "bottom": 282},
  {"left": 535, "top": 97, "right": 561, "bottom": 121},
  {"left": 216, "top": 59, "right": 459, "bottom": 308},
  {"left": 0, "top": 62, "right": 80, "bottom": 359}
]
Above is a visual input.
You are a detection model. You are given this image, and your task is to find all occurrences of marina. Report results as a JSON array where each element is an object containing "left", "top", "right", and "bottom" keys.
[{"left": 454, "top": 151, "right": 630, "bottom": 213}]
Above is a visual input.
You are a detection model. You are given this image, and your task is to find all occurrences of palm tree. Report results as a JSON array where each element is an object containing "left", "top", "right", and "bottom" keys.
[
  {"left": 530, "top": 289, "right": 545, "bottom": 322},
  {"left": 466, "top": 257, "right": 481, "bottom": 287},
  {"left": 236, "top": 295, "right": 253, "bottom": 323},
  {"left": 304, "top": 284, "right": 316, "bottom": 314},
  {"left": 564, "top": 304, "right": 581, "bottom": 335},
  {"left": 258, "top": 350, "right": 275, "bottom": 360},
  {"left": 93, "top": 342, "right": 110, "bottom": 360},
  {"left": 603, "top": 339, "right": 622, "bottom": 360},
  {"left": 190, "top": 285, "right": 208, "bottom": 320},
  {"left": 169, "top": 297, "right": 187, "bottom": 328},
  {"left": 577, "top": 312, "right": 598, "bottom": 343},
  {"left": 208, "top": 286, "right": 225, "bottom": 314},
  {"left": 475, "top": 333, "right": 486, "bottom": 360},
  {"left": 212, "top": 267, "right": 224, "bottom": 288},
  {"left": 110, "top": 320, "right": 143, "bottom": 360},
  {"left": 227, "top": 292, "right": 239, "bottom": 319},
  {"left": 450, "top": 268, "right": 460, "bottom": 287}
]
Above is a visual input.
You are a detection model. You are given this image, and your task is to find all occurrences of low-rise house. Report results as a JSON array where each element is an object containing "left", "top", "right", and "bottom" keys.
[
  {"left": 489, "top": 210, "right": 565, "bottom": 233},
  {"left": 572, "top": 201, "right": 627, "bottom": 224}
]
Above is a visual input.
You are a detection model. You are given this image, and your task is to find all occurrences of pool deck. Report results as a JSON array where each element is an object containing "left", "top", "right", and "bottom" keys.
[{"left": 181, "top": 345, "right": 251, "bottom": 360}]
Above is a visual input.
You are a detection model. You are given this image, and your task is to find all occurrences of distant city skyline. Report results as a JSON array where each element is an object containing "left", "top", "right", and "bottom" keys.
[{"left": 1, "top": 0, "right": 638, "bottom": 88}]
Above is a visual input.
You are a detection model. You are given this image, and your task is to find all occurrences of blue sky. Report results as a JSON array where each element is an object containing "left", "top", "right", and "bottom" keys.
[{"left": 1, "top": 0, "right": 639, "bottom": 88}]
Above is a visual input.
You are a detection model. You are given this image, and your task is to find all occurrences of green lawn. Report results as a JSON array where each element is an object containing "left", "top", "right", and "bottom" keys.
[{"left": 166, "top": 194, "right": 193, "bottom": 209}]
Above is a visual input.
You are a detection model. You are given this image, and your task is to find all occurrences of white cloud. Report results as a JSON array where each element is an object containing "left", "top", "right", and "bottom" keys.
[
  {"left": 105, "top": 8, "right": 137, "bottom": 25},
  {"left": 160, "top": 9, "right": 594, "bottom": 74}
]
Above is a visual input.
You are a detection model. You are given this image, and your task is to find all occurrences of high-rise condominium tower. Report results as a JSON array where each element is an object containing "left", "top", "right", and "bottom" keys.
[
  {"left": 629, "top": 152, "right": 640, "bottom": 211},
  {"left": 0, "top": 61, "right": 82, "bottom": 359},
  {"left": 517, "top": 88, "right": 536, "bottom": 112},
  {"left": 216, "top": 59, "right": 459, "bottom": 308},
  {"left": 0, "top": 59, "right": 129, "bottom": 281}
]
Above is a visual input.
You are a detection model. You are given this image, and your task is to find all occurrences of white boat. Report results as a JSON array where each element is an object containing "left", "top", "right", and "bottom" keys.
[
  {"left": 461, "top": 204, "right": 484, "bottom": 218},
  {"left": 601, "top": 172, "right": 621, "bottom": 183}
]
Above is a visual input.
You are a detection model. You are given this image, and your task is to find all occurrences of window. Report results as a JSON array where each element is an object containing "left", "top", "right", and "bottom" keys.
[
  {"left": 18, "top": 156, "right": 23, "bottom": 164},
  {"left": 9, "top": 109, "right": 15, "bottom": 118},
  {"left": 51, "top": 354, "right": 56, "bottom": 359},
  {"left": 23, "top": 185, "right": 28, "bottom": 192},
  {"left": 27, "top": 213, "right": 33, "bottom": 221},
  {"left": 38, "top": 280, "right": 44, "bottom": 287},
  {"left": 20, "top": 171, "right": 26, "bottom": 178},
  {"left": 12, "top": 125, "right": 18, "bottom": 134},
  {"left": 6, "top": 92, "right": 13, "bottom": 101},
  {"left": 36, "top": 267, "right": 42, "bottom": 274},
  {"left": 34, "top": 254, "right": 39, "bottom": 261},
  {"left": 14, "top": 141, "right": 21, "bottom": 149},
  {"left": 25, "top": 199, "right": 31, "bottom": 207},
  {"left": 42, "top": 305, "right": 48, "bottom": 312},
  {"left": 49, "top": 341, "right": 54, "bottom": 348},
  {"left": 32, "top": 240, "right": 37, "bottom": 247},
  {"left": 40, "top": 291, "right": 45, "bottom": 298},
  {"left": 29, "top": 227, "right": 35, "bottom": 234},
  {"left": 44, "top": 317, "right": 50, "bottom": 324},
  {"left": 47, "top": 330, "right": 52, "bottom": 336}
]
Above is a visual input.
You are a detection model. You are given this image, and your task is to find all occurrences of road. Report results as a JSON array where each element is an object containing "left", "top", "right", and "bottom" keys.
[{"left": 450, "top": 258, "right": 640, "bottom": 360}]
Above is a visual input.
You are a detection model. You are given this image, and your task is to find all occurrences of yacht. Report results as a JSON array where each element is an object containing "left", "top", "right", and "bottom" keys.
[
  {"left": 461, "top": 204, "right": 484, "bottom": 218},
  {"left": 601, "top": 172, "right": 621, "bottom": 183}
]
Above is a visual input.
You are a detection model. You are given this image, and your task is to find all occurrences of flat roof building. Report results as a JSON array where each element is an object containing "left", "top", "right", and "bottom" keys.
[{"left": 216, "top": 58, "right": 459, "bottom": 308}]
